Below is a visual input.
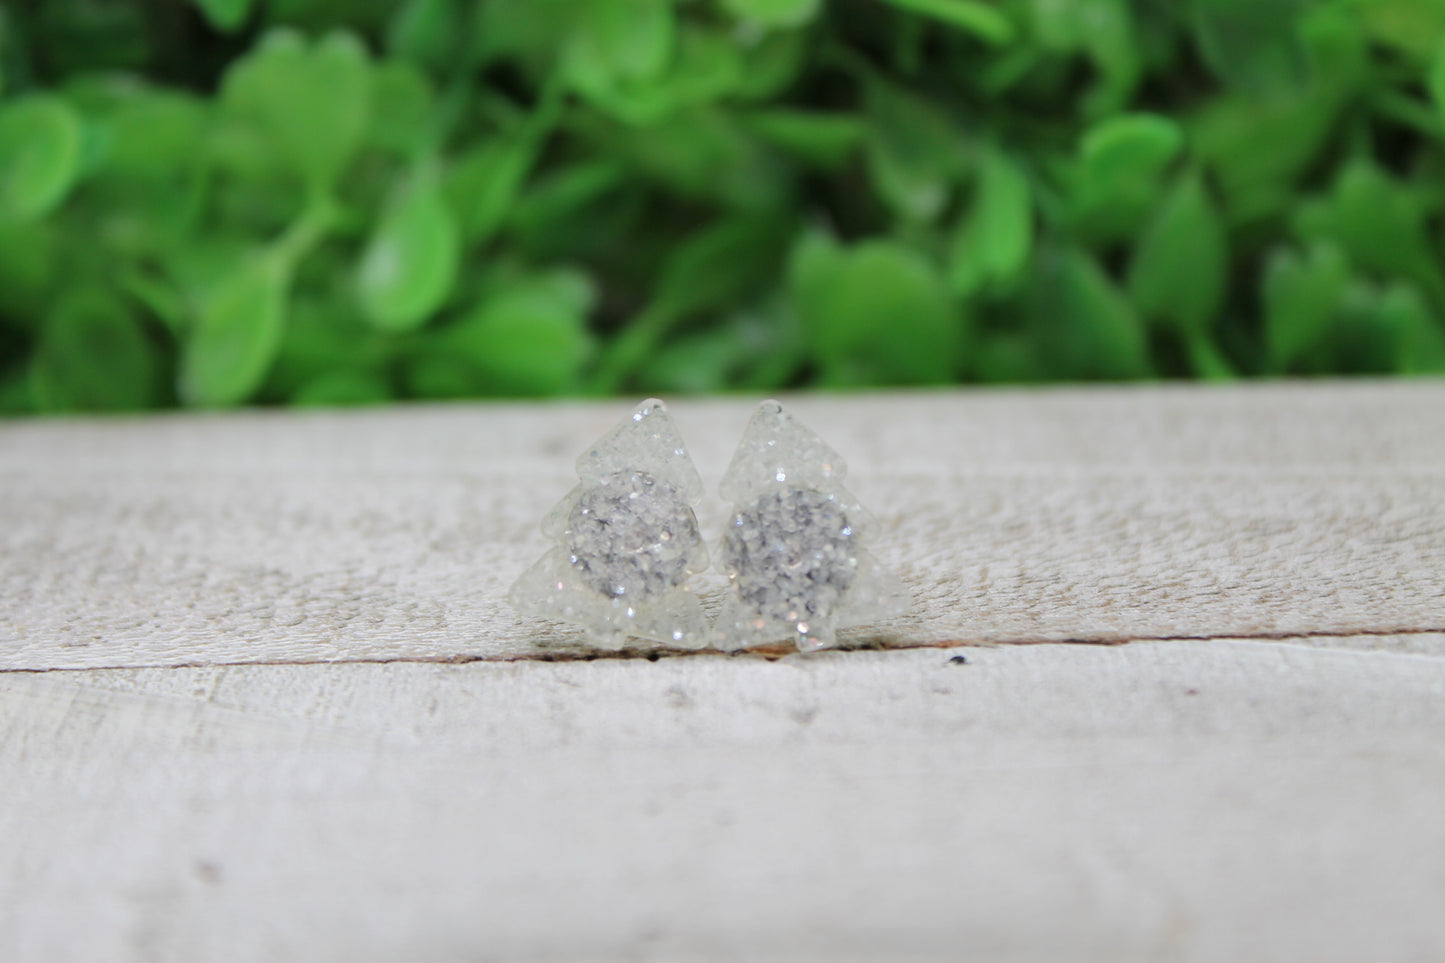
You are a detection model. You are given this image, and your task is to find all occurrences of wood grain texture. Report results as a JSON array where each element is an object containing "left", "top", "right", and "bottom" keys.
[
  {"left": 5, "top": 384, "right": 1445, "bottom": 961},
  {"left": 4, "top": 640, "right": 1445, "bottom": 962},
  {"left": 4, "top": 382, "right": 1444, "bottom": 670}
]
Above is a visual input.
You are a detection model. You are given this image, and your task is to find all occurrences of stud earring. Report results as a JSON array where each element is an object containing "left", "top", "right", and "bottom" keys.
[
  {"left": 509, "top": 399, "right": 710, "bottom": 650},
  {"left": 713, "top": 400, "right": 909, "bottom": 652}
]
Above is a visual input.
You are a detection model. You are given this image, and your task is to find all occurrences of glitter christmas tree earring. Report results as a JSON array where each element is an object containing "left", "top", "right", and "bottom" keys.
[
  {"left": 509, "top": 399, "right": 710, "bottom": 650},
  {"left": 714, "top": 401, "right": 910, "bottom": 653}
]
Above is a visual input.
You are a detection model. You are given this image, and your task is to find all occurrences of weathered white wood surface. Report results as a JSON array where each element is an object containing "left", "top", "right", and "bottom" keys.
[
  {"left": 4, "top": 640, "right": 1445, "bottom": 962},
  {"left": 3, "top": 382, "right": 1443, "bottom": 670},
  {"left": 3, "top": 383, "right": 1445, "bottom": 961}
]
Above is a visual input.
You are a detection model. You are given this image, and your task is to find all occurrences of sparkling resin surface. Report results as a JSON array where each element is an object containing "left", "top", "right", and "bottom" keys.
[
  {"left": 509, "top": 399, "right": 710, "bottom": 649},
  {"left": 715, "top": 401, "right": 909, "bottom": 652}
]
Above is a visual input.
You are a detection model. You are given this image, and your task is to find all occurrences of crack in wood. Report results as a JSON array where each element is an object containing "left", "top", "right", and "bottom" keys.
[{"left": 2, "top": 627, "right": 1441, "bottom": 674}]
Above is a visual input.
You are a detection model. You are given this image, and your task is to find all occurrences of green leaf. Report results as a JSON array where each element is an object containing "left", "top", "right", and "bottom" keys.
[
  {"left": 878, "top": 0, "right": 1016, "bottom": 45},
  {"left": 642, "top": 305, "right": 806, "bottom": 393},
  {"left": 743, "top": 109, "right": 864, "bottom": 167},
  {"left": 0, "top": 218, "right": 58, "bottom": 325},
  {"left": 639, "top": 327, "right": 744, "bottom": 393},
  {"left": 193, "top": 0, "right": 255, "bottom": 32},
  {"left": 161, "top": 234, "right": 257, "bottom": 320},
  {"left": 1359, "top": 0, "right": 1445, "bottom": 56},
  {"left": 1300, "top": 6, "right": 1369, "bottom": 97},
  {"left": 1127, "top": 171, "right": 1228, "bottom": 336},
  {"left": 0, "top": 94, "right": 84, "bottom": 221},
  {"left": 1029, "top": 247, "right": 1152, "bottom": 380},
  {"left": 366, "top": 60, "right": 436, "bottom": 156},
  {"left": 972, "top": 333, "right": 1045, "bottom": 384},
  {"left": 358, "top": 172, "right": 460, "bottom": 332},
  {"left": 99, "top": 89, "right": 207, "bottom": 176},
  {"left": 732, "top": 28, "right": 810, "bottom": 101},
  {"left": 948, "top": 149, "right": 1032, "bottom": 296},
  {"left": 446, "top": 136, "right": 538, "bottom": 242},
  {"left": 438, "top": 269, "right": 595, "bottom": 395},
  {"left": 865, "top": 78, "right": 966, "bottom": 222},
  {"left": 1430, "top": 38, "right": 1445, "bottom": 113},
  {"left": 565, "top": 0, "right": 675, "bottom": 92},
  {"left": 265, "top": 296, "right": 383, "bottom": 397},
  {"left": 1031, "top": 0, "right": 1141, "bottom": 116},
  {"left": 616, "top": 106, "right": 784, "bottom": 209},
  {"left": 652, "top": 216, "right": 791, "bottom": 319},
  {"left": 387, "top": 0, "right": 461, "bottom": 72},
  {"left": 0, "top": 372, "right": 31, "bottom": 414},
  {"left": 788, "top": 230, "right": 841, "bottom": 325},
  {"left": 506, "top": 160, "right": 632, "bottom": 256},
  {"left": 1294, "top": 160, "right": 1445, "bottom": 303},
  {"left": 721, "top": 0, "right": 820, "bottom": 28},
  {"left": 591, "top": 215, "right": 791, "bottom": 390},
  {"left": 1190, "top": 0, "right": 1306, "bottom": 92},
  {"left": 1074, "top": 112, "right": 1183, "bottom": 240},
  {"left": 292, "top": 371, "right": 392, "bottom": 406},
  {"left": 221, "top": 29, "right": 371, "bottom": 191},
  {"left": 1185, "top": 337, "right": 1238, "bottom": 381},
  {"left": 650, "top": 27, "right": 745, "bottom": 108},
  {"left": 30, "top": 288, "right": 159, "bottom": 412},
  {"left": 180, "top": 256, "right": 289, "bottom": 407},
  {"left": 1329, "top": 283, "right": 1412, "bottom": 375},
  {"left": 120, "top": 268, "right": 189, "bottom": 337},
  {"left": 790, "top": 236, "right": 963, "bottom": 384},
  {"left": 0, "top": 9, "right": 9, "bottom": 98},
  {"left": 1381, "top": 284, "right": 1445, "bottom": 374},
  {"left": 1190, "top": 91, "right": 1336, "bottom": 224},
  {"left": 473, "top": 0, "right": 580, "bottom": 66},
  {"left": 1080, "top": 114, "right": 1182, "bottom": 190},
  {"left": 1262, "top": 242, "right": 1350, "bottom": 369},
  {"left": 1262, "top": 261, "right": 1437, "bottom": 375},
  {"left": 570, "top": 25, "right": 742, "bottom": 126}
]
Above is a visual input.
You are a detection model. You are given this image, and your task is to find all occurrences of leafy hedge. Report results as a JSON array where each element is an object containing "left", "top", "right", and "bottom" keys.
[{"left": 2, "top": 0, "right": 1444, "bottom": 413}]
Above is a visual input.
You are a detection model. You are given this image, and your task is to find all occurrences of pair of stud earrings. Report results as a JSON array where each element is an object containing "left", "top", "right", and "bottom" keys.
[{"left": 509, "top": 399, "right": 909, "bottom": 653}]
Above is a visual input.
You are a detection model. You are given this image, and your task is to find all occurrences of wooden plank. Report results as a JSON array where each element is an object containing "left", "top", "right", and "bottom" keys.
[
  {"left": 3, "top": 640, "right": 1444, "bottom": 961},
  {"left": 3, "top": 382, "right": 1444, "bottom": 670}
]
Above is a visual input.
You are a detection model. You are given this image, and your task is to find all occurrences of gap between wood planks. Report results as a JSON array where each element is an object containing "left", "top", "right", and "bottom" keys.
[{"left": 2, "top": 626, "right": 1443, "bottom": 674}]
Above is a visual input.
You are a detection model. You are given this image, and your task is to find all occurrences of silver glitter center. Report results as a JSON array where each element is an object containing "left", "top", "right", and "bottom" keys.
[
  {"left": 566, "top": 471, "right": 699, "bottom": 601},
  {"left": 722, "top": 488, "right": 858, "bottom": 625}
]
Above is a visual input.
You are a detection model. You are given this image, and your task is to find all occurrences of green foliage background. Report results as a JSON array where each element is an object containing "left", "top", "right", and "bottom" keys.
[{"left": 2, "top": 0, "right": 1445, "bottom": 413}]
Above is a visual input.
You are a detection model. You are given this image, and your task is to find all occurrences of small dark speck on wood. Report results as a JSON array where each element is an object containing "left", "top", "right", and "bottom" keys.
[{"left": 947, "top": 655, "right": 969, "bottom": 665}]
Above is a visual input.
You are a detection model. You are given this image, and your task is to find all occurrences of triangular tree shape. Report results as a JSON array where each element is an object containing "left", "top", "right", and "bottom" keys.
[
  {"left": 511, "top": 399, "right": 709, "bottom": 649},
  {"left": 715, "top": 400, "right": 909, "bottom": 652}
]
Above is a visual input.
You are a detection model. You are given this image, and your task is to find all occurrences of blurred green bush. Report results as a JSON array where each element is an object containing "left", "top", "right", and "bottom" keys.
[{"left": 2, "top": 0, "right": 1444, "bottom": 413}]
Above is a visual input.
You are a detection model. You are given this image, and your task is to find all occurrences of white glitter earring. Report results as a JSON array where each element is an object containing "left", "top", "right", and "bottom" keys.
[
  {"left": 509, "top": 399, "right": 710, "bottom": 650},
  {"left": 714, "top": 400, "right": 910, "bottom": 652}
]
